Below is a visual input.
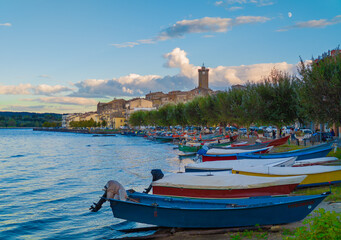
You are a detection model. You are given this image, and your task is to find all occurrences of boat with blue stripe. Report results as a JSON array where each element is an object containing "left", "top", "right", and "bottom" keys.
[{"left": 107, "top": 191, "right": 329, "bottom": 228}]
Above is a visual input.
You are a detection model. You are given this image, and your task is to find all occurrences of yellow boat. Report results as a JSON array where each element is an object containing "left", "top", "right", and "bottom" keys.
[{"left": 232, "top": 165, "right": 341, "bottom": 187}]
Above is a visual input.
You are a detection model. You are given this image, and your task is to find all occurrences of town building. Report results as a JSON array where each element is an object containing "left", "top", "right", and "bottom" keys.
[{"left": 125, "top": 98, "right": 155, "bottom": 119}]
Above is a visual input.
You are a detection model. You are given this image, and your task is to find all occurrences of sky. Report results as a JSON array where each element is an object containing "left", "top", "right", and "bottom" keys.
[{"left": 0, "top": 0, "right": 340, "bottom": 113}]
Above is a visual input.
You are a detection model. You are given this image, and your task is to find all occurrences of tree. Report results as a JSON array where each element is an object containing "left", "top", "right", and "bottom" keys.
[
  {"left": 253, "top": 69, "right": 300, "bottom": 133},
  {"left": 129, "top": 111, "right": 146, "bottom": 128},
  {"left": 184, "top": 97, "right": 205, "bottom": 127},
  {"left": 298, "top": 48, "right": 341, "bottom": 125}
]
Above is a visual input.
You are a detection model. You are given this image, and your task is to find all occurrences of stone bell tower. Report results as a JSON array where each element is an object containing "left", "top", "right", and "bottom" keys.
[{"left": 198, "top": 63, "right": 209, "bottom": 89}]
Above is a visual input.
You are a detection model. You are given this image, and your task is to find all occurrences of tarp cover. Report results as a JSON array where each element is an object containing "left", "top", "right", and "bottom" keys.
[
  {"left": 185, "top": 157, "right": 296, "bottom": 171},
  {"left": 293, "top": 157, "right": 338, "bottom": 166},
  {"left": 233, "top": 165, "right": 341, "bottom": 175},
  {"left": 152, "top": 172, "right": 305, "bottom": 189},
  {"left": 206, "top": 146, "right": 272, "bottom": 155}
]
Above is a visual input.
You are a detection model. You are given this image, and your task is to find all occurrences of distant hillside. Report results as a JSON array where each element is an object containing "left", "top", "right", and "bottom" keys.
[{"left": 0, "top": 112, "right": 62, "bottom": 128}]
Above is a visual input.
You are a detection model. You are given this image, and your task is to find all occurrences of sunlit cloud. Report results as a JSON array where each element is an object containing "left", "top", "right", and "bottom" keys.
[
  {"left": 1, "top": 104, "right": 86, "bottom": 113},
  {"left": 111, "top": 16, "right": 269, "bottom": 48},
  {"left": 278, "top": 15, "right": 341, "bottom": 31},
  {"left": 71, "top": 47, "right": 299, "bottom": 98},
  {"left": 0, "top": 23, "right": 11, "bottom": 26},
  {"left": 32, "top": 96, "right": 98, "bottom": 106},
  {"left": 110, "top": 42, "right": 140, "bottom": 48},
  {"left": 38, "top": 74, "right": 50, "bottom": 78},
  {"left": 0, "top": 84, "right": 33, "bottom": 95},
  {"left": 214, "top": 0, "right": 274, "bottom": 11},
  {"left": 0, "top": 84, "right": 72, "bottom": 96}
]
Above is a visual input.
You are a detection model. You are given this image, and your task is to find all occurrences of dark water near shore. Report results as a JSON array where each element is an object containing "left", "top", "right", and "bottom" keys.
[{"left": 0, "top": 129, "right": 192, "bottom": 239}]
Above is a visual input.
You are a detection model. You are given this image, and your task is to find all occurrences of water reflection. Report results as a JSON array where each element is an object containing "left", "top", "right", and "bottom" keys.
[{"left": 0, "top": 129, "right": 188, "bottom": 239}]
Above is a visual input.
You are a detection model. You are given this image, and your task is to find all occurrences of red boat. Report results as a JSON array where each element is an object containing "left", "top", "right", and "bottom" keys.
[
  {"left": 152, "top": 172, "right": 306, "bottom": 199},
  {"left": 202, "top": 146, "right": 273, "bottom": 162},
  {"left": 231, "top": 135, "right": 289, "bottom": 148}
]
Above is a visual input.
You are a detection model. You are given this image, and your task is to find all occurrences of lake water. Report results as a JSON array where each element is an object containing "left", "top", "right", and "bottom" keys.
[{"left": 0, "top": 129, "right": 193, "bottom": 239}]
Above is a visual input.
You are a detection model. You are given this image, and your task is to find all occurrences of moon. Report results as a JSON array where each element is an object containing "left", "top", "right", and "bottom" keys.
[{"left": 288, "top": 12, "right": 292, "bottom": 18}]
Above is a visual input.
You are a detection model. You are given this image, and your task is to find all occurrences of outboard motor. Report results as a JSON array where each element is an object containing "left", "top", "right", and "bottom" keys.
[
  {"left": 143, "top": 169, "right": 164, "bottom": 194},
  {"left": 89, "top": 185, "right": 108, "bottom": 212}
]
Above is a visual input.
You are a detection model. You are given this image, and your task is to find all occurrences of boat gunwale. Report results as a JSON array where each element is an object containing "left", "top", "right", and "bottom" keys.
[{"left": 105, "top": 192, "right": 329, "bottom": 211}]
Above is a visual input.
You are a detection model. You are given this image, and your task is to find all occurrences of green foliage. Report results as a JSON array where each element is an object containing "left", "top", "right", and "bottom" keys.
[
  {"left": 250, "top": 69, "right": 299, "bottom": 127},
  {"left": 184, "top": 97, "right": 205, "bottom": 126},
  {"left": 0, "top": 112, "right": 61, "bottom": 128},
  {"left": 298, "top": 48, "right": 341, "bottom": 124},
  {"left": 42, "top": 121, "right": 60, "bottom": 128},
  {"left": 230, "top": 233, "right": 242, "bottom": 240},
  {"left": 286, "top": 208, "right": 341, "bottom": 240},
  {"left": 69, "top": 118, "right": 97, "bottom": 128},
  {"left": 282, "top": 228, "right": 295, "bottom": 236},
  {"left": 129, "top": 111, "right": 147, "bottom": 127}
]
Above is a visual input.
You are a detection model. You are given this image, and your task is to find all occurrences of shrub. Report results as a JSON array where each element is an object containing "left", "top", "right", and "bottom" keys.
[{"left": 286, "top": 208, "right": 341, "bottom": 240}]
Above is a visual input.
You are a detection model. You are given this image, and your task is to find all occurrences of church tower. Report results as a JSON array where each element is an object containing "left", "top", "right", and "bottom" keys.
[{"left": 198, "top": 63, "right": 209, "bottom": 89}]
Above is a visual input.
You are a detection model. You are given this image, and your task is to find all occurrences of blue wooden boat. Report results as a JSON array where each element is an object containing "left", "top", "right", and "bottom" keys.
[
  {"left": 107, "top": 192, "right": 329, "bottom": 228},
  {"left": 238, "top": 145, "right": 332, "bottom": 161}
]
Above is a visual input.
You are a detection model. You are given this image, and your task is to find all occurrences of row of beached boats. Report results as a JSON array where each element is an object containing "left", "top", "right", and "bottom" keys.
[{"left": 92, "top": 132, "right": 340, "bottom": 229}]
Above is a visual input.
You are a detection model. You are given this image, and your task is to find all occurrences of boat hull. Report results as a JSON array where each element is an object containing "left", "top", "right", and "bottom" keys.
[
  {"left": 152, "top": 183, "right": 299, "bottom": 198},
  {"left": 179, "top": 145, "right": 201, "bottom": 152},
  {"left": 108, "top": 193, "right": 327, "bottom": 228},
  {"left": 238, "top": 147, "right": 332, "bottom": 161},
  {"left": 202, "top": 148, "right": 271, "bottom": 162}
]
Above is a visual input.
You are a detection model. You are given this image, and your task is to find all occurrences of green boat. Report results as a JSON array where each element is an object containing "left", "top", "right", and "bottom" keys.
[{"left": 178, "top": 144, "right": 202, "bottom": 152}]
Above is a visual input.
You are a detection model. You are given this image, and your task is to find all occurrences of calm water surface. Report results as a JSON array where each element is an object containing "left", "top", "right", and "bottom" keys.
[{"left": 0, "top": 129, "right": 193, "bottom": 239}]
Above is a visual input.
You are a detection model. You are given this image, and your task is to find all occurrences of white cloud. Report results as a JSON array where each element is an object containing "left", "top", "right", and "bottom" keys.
[
  {"left": 157, "top": 16, "right": 269, "bottom": 41},
  {"left": 35, "top": 96, "right": 98, "bottom": 106},
  {"left": 228, "top": 6, "right": 244, "bottom": 11},
  {"left": 215, "top": 0, "right": 274, "bottom": 10},
  {"left": 162, "top": 48, "right": 297, "bottom": 88},
  {"left": 38, "top": 74, "right": 50, "bottom": 78},
  {"left": 0, "top": 83, "right": 71, "bottom": 95},
  {"left": 0, "top": 23, "right": 11, "bottom": 26},
  {"left": 0, "top": 84, "right": 32, "bottom": 95},
  {"left": 71, "top": 48, "right": 299, "bottom": 98},
  {"left": 110, "top": 42, "right": 140, "bottom": 48},
  {"left": 203, "top": 35, "right": 215, "bottom": 38},
  {"left": 111, "top": 16, "right": 270, "bottom": 48},
  {"left": 3, "top": 48, "right": 303, "bottom": 105},
  {"left": 278, "top": 15, "right": 341, "bottom": 31},
  {"left": 33, "top": 84, "right": 72, "bottom": 95}
]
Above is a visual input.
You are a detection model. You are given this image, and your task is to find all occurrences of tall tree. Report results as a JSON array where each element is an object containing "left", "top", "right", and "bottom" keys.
[
  {"left": 254, "top": 69, "right": 300, "bottom": 129},
  {"left": 298, "top": 49, "right": 341, "bottom": 125}
]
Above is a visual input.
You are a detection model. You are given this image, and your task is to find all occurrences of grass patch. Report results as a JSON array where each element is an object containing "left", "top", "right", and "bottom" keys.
[
  {"left": 327, "top": 147, "right": 341, "bottom": 159},
  {"left": 293, "top": 184, "right": 341, "bottom": 202},
  {"left": 272, "top": 144, "right": 306, "bottom": 153}
]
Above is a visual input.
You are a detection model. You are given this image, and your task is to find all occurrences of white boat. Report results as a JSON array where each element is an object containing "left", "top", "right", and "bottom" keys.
[
  {"left": 232, "top": 165, "right": 341, "bottom": 187},
  {"left": 293, "top": 157, "right": 339, "bottom": 167},
  {"left": 205, "top": 146, "right": 273, "bottom": 155},
  {"left": 152, "top": 171, "right": 306, "bottom": 198},
  {"left": 185, "top": 157, "right": 296, "bottom": 172}
]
